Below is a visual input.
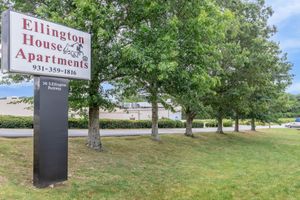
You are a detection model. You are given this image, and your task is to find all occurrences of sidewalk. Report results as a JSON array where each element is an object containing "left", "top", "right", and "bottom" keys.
[{"left": 0, "top": 125, "right": 285, "bottom": 138}]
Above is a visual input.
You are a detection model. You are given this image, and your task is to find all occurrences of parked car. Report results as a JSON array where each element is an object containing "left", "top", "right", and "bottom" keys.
[{"left": 286, "top": 118, "right": 300, "bottom": 128}]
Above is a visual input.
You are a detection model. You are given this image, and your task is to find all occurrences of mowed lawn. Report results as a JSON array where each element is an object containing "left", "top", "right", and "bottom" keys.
[{"left": 1, "top": 129, "right": 300, "bottom": 200}]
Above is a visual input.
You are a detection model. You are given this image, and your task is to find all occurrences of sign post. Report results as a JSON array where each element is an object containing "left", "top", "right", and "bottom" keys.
[
  {"left": 1, "top": 10, "right": 91, "bottom": 188},
  {"left": 34, "top": 76, "right": 69, "bottom": 188}
]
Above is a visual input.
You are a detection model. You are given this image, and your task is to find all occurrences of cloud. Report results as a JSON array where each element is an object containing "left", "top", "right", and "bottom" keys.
[
  {"left": 265, "top": 1, "right": 300, "bottom": 51},
  {"left": 287, "top": 82, "right": 300, "bottom": 94},
  {"left": 278, "top": 39, "right": 300, "bottom": 51},
  {"left": 267, "top": 0, "right": 300, "bottom": 25}
]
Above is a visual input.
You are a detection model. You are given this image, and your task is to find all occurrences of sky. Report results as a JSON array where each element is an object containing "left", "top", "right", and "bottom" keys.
[
  {"left": 266, "top": 0, "right": 300, "bottom": 94},
  {"left": 0, "top": 0, "right": 299, "bottom": 97}
]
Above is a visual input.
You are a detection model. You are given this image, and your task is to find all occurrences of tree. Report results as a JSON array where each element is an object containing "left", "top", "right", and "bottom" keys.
[
  {"left": 32, "top": 0, "right": 130, "bottom": 150},
  {"left": 206, "top": 32, "right": 244, "bottom": 134},
  {"left": 246, "top": 41, "right": 292, "bottom": 131},
  {"left": 283, "top": 94, "right": 300, "bottom": 118},
  {"left": 166, "top": 0, "right": 232, "bottom": 137},
  {"left": 116, "top": 0, "right": 178, "bottom": 141},
  {"left": 210, "top": 0, "right": 258, "bottom": 134},
  {"left": 235, "top": 1, "right": 292, "bottom": 131},
  {"left": 212, "top": 0, "right": 292, "bottom": 133}
]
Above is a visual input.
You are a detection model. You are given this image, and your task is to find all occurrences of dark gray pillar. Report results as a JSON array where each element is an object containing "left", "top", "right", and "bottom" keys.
[{"left": 33, "top": 76, "right": 69, "bottom": 188}]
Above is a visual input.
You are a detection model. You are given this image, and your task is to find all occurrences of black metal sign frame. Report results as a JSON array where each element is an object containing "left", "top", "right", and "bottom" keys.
[{"left": 33, "top": 76, "right": 69, "bottom": 188}]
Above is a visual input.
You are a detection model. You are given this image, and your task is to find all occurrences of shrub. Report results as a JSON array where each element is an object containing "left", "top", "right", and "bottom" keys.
[
  {"left": 159, "top": 119, "right": 183, "bottom": 128},
  {"left": 223, "top": 120, "right": 233, "bottom": 127},
  {"left": 191, "top": 120, "right": 204, "bottom": 128},
  {"left": 0, "top": 115, "right": 234, "bottom": 129},
  {"left": 99, "top": 119, "right": 152, "bottom": 129},
  {"left": 205, "top": 120, "right": 218, "bottom": 127},
  {"left": 60, "top": 118, "right": 184, "bottom": 129},
  {"left": 0, "top": 115, "right": 33, "bottom": 128},
  {"left": 278, "top": 118, "right": 294, "bottom": 124},
  {"left": 193, "top": 119, "right": 233, "bottom": 128},
  {"left": 69, "top": 118, "right": 88, "bottom": 129},
  {"left": 239, "top": 118, "right": 293, "bottom": 126}
]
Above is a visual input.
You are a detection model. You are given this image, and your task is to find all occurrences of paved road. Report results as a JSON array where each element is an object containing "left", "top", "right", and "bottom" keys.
[{"left": 0, "top": 125, "right": 286, "bottom": 138}]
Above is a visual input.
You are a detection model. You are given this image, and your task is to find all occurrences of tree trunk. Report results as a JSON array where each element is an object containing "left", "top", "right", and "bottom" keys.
[
  {"left": 87, "top": 106, "right": 102, "bottom": 150},
  {"left": 185, "top": 111, "right": 194, "bottom": 137},
  {"left": 217, "top": 116, "right": 224, "bottom": 134},
  {"left": 151, "top": 98, "right": 159, "bottom": 141},
  {"left": 234, "top": 116, "right": 239, "bottom": 132},
  {"left": 251, "top": 118, "right": 256, "bottom": 131}
]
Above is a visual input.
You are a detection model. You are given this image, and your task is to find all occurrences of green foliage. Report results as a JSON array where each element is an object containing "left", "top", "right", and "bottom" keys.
[
  {"left": 278, "top": 118, "right": 295, "bottom": 124},
  {"left": 0, "top": 115, "right": 33, "bottom": 128},
  {"left": 99, "top": 119, "right": 152, "bottom": 129},
  {"left": 0, "top": 0, "right": 294, "bottom": 137},
  {"left": 189, "top": 120, "right": 205, "bottom": 128},
  {"left": 238, "top": 118, "right": 294, "bottom": 126},
  {"left": 165, "top": 0, "right": 232, "bottom": 124},
  {"left": 282, "top": 94, "right": 300, "bottom": 118},
  {"left": 68, "top": 118, "right": 89, "bottom": 129},
  {"left": 192, "top": 119, "right": 233, "bottom": 128},
  {"left": 0, "top": 115, "right": 234, "bottom": 129},
  {"left": 35, "top": 0, "right": 126, "bottom": 111},
  {"left": 158, "top": 119, "right": 183, "bottom": 128},
  {"left": 115, "top": 0, "right": 179, "bottom": 111},
  {"left": 207, "top": 0, "right": 293, "bottom": 127}
]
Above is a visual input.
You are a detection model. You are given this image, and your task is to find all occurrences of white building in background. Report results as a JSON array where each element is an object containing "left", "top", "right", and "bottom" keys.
[
  {"left": 0, "top": 97, "right": 33, "bottom": 116},
  {"left": 101, "top": 102, "right": 182, "bottom": 120},
  {"left": 0, "top": 97, "right": 182, "bottom": 120}
]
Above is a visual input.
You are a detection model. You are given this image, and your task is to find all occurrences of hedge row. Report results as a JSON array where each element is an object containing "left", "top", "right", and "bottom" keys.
[
  {"left": 69, "top": 119, "right": 185, "bottom": 129},
  {"left": 238, "top": 118, "right": 294, "bottom": 126},
  {"left": 0, "top": 115, "right": 33, "bottom": 129},
  {"left": 69, "top": 119, "right": 234, "bottom": 129},
  {"left": 0, "top": 115, "right": 233, "bottom": 129},
  {"left": 194, "top": 119, "right": 233, "bottom": 128}
]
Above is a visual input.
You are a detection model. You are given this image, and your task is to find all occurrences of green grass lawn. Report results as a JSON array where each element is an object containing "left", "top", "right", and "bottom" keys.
[{"left": 1, "top": 129, "right": 300, "bottom": 200}]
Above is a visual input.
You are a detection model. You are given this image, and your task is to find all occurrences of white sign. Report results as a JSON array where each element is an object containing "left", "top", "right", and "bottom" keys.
[{"left": 1, "top": 10, "right": 91, "bottom": 80}]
